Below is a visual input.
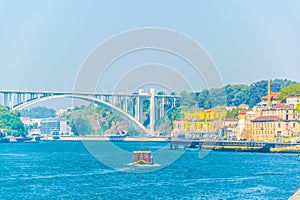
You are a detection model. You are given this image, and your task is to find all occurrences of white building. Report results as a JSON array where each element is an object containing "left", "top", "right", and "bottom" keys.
[
  {"left": 59, "top": 120, "right": 70, "bottom": 135},
  {"left": 286, "top": 96, "right": 300, "bottom": 108}
]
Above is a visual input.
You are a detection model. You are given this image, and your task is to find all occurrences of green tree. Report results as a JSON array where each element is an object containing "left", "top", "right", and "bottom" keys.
[
  {"left": 277, "top": 83, "right": 300, "bottom": 102},
  {"left": 166, "top": 107, "right": 184, "bottom": 121},
  {"left": 70, "top": 118, "right": 92, "bottom": 136},
  {"left": 20, "top": 106, "right": 56, "bottom": 118},
  {"left": 225, "top": 108, "right": 244, "bottom": 118},
  {"left": 179, "top": 91, "right": 198, "bottom": 108},
  {"left": 0, "top": 105, "right": 25, "bottom": 136},
  {"left": 296, "top": 103, "right": 300, "bottom": 114},
  {"left": 192, "top": 79, "right": 296, "bottom": 109}
]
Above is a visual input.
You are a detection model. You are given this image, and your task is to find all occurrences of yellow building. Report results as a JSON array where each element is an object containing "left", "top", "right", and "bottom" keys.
[
  {"left": 251, "top": 116, "right": 280, "bottom": 142},
  {"left": 173, "top": 109, "right": 226, "bottom": 133},
  {"left": 251, "top": 116, "right": 300, "bottom": 142},
  {"left": 238, "top": 102, "right": 300, "bottom": 142}
]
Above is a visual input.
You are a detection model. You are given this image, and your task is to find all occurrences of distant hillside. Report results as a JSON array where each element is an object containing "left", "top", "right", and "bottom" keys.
[
  {"left": 20, "top": 106, "right": 56, "bottom": 118},
  {"left": 178, "top": 79, "right": 297, "bottom": 109},
  {"left": 63, "top": 105, "right": 131, "bottom": 136}
]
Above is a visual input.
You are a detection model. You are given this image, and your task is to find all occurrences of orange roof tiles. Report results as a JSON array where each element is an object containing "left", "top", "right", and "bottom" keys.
[
  {"left": 225, "top": 118, "right": 238, "bottom": 121},
  {"left": 271, "top": 103, "right": 294, "bottom": 110},
  {"left": 252, "top": 116, "right": 283, "bottom": 121},
  {"left": 261, "top": 92, "right": 280, "bottom": 101}
]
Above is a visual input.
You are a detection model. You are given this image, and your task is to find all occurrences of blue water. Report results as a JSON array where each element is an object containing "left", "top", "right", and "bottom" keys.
[{"left": 0, "top": 141, "right": 299, "bottom": 199}]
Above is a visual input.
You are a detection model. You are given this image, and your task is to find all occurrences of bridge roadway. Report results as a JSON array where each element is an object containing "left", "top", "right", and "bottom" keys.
[{"left": 0, "top": 90, "right": 180, "bottom": 98}]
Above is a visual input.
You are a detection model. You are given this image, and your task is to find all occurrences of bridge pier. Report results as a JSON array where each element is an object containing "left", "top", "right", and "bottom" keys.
[
  {"left": 135, "top": 96, "right": 144, "bottom": 123},
  {"left": 160, "top": 97, "right": 165, "bottom": 117},
  {"left": 9, "top": 93, "right": 13, "bottom": 109},
  {"left": 24, "top": 93, "right": 28, "bottom": 103},
  {"left": 3, "top": 93, "right": 9, "bottom": 107},
  {"left": 30, "top": 93, "right": 35, "bottom": 100},
  {"left": 17, "top": 93, "right": 21, "bottom": 105},
  {"left": 150, "top": 88, "right": 155, "bottom": 134},
  {"left": 122, "top": 97, "right": 128, "bottom": 114},
  {"left": 111, "top": 96, "right": 115, "bottom": 106}
]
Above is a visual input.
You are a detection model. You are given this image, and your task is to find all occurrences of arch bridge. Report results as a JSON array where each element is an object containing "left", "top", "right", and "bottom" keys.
[{"left": 0, "top": 90, "right": 179, "bottom": 135}]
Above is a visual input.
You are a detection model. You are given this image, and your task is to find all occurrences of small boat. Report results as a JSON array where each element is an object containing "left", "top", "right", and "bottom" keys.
[
  {"left": 16, "top": 136, "right": 33, "bottom": 143},
  {"left": 133, "top": 150, "right": 154, "bottom": 165},
  {"left": 133, "top": 142, "right": 154, "bottom": 165}
]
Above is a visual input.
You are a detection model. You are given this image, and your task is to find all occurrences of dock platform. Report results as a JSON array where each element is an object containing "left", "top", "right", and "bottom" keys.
[
  {"left": 289, "top": 188, "right": 300, "bottom": 200},
  {"left": 169, "top": 139, "right": 299, "bottom": 153}
]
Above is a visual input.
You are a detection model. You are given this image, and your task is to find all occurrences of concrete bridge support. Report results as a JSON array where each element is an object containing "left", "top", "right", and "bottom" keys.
[
  {"left": 160, "top": 97, "right": 165, "bottom": 118},
  {"left": 17, "top": 94, "right": 22, "bottom": 105},
  {"left": 135, "top": 96, "right": 144, "bottom": 123},
  {"left": 150, "top": 88, "right": 155, "bottom": 134},
  {"left": 3, "top": 93, "right": 8, "bottom": 107}
]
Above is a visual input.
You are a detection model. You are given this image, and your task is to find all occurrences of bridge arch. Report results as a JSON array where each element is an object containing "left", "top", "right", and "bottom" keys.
[{"left": 13, "top": 94, "right": 150, "bottom": 135}]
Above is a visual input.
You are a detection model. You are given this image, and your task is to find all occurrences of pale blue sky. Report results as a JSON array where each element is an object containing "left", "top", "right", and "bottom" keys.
[{"left": 1, "top": 0, "right": 300, "bottom": 93}]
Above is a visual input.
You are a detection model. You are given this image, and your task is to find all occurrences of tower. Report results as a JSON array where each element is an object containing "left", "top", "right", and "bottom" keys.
[{"left": 267, "top": 80, "right": 271, "bottom": 107}]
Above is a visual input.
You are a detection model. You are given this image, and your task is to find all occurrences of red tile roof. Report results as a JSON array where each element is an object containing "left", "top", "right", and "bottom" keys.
[
  {"left": 252, "top": 116, "right": 283, "bottom": 121},
  {"left": 238, "top": 110, "right": 247, "bottom": 115},
  {"left": 287, "top": 96, "right": 300, "bottom": 98},
  {"left": 261, "top": 92, "right": 280, "bottom": 101},
  {"left": 271, "top": 103, "right": 294, "bottom": 110}
]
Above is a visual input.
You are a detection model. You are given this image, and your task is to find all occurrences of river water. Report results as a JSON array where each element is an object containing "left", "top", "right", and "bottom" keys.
[{"left": 0, "top": 141, "right": 299, "bottom": 199}]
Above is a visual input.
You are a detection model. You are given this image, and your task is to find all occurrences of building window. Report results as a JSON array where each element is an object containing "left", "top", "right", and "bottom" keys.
[{"left": 278, "top": 123, "right": 281, "bottom": 128}]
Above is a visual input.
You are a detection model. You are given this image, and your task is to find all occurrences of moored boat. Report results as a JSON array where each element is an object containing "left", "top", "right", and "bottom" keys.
[{"left": 16, "top": 136, "right": 33, "bottom": 143}]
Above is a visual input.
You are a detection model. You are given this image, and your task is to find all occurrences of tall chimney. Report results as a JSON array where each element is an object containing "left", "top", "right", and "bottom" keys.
[{"left": 268, "top": 80, "right": 271, "bottom": 106}]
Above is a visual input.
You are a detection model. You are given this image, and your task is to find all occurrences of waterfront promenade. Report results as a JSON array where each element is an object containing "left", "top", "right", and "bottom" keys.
[
  {"left": 56, "top": 135, "right": 167, "bottom": 142},
  {"left": 289, "top": 188, "right": 300, "bottom": 200}
]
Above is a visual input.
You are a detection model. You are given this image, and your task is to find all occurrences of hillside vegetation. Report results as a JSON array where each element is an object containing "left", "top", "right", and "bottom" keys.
[
  {"left": 63, "top": 105, "right": 131, "bottom": 136},
  {"left": 178, "top": 79, "right": 296, "bottom": 109},
  {"left": 277, "top": 83, "right": 300, "bottom": 102},
  {"left": 0, "top": 105, "right": 25, "bottom": 136},
  {"left": 20, "top": 106, "right": 56, "bottom": 118}
]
